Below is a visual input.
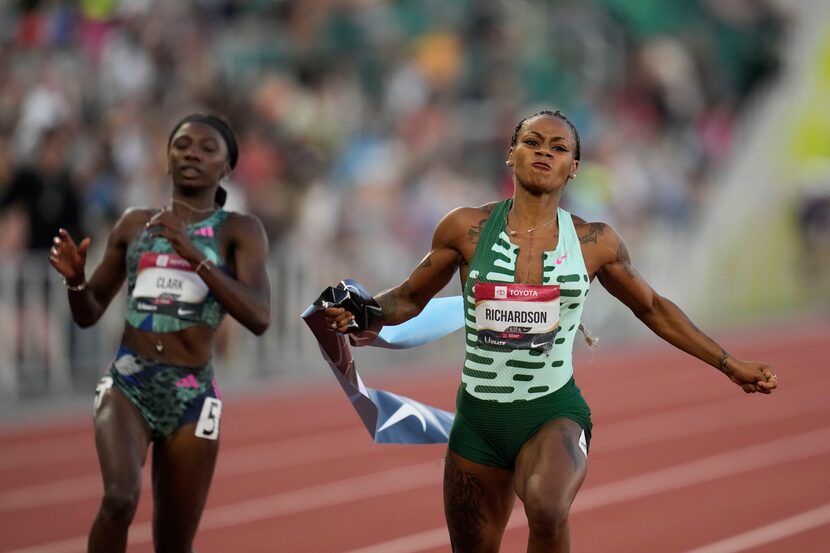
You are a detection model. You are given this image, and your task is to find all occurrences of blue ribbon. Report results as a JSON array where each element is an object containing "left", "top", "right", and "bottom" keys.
[
  {"left": 372, "top": 296, "right": 463, "bottom": 349},
  {"left": 301, "top": 290, "right": 463, "bottom": 444}
]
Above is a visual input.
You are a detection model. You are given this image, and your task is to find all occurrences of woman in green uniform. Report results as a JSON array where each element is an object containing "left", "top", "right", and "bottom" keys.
[
  {"left": 48, "top": 114, "right": 271, "bottom": 553},
  {"left": 325, "top": 110, "right": 778, "bottom": 553}
]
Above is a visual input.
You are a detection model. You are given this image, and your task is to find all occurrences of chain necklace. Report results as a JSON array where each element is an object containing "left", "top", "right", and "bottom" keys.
[
  {"left": 172, "top": 198, "right": 216, "bottom": 214},
  {"left": 504, "top": 208, "right": 557, "bottom": 236}
]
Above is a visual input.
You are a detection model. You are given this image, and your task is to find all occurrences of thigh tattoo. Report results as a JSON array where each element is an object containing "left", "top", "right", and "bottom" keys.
[{"left": 444, "top": 454, "right": 486, "bottom": 551}]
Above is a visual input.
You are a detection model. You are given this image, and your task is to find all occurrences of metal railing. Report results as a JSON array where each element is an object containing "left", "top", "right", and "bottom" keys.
[
  {"left": 0, "top": 244, "right": 463, "bottom": 405},
  {"left": 0, "top": 246, "right": 326, "bottom": 401}
]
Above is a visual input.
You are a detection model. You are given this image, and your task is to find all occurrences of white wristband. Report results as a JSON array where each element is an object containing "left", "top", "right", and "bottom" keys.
[{"left": 63, "top": 278, "right": 87, "bottom": 292}]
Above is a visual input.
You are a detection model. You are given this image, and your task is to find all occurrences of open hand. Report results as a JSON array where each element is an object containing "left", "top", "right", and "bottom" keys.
[{"left": 48, "top": 228, "right": 90, "bottom": 285}]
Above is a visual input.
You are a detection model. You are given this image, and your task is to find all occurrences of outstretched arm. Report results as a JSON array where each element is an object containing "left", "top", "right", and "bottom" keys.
[
  {"left": 326, "top": 207, "right": 475, "bottom": 331},
  {"left": 593, "top": 225, "right": 777, "bottom": 394}
]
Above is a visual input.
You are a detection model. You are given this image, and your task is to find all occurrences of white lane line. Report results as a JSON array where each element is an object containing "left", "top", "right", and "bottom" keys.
[
  {"left": 6, "top": 377, "right": 829, "bottom": 513},
  {"left": 13, "top": 426, "right": 830, "bottom": 553},
  {"left": 0, "top": 435, "right": 95, "bottom": 470},
  {"left": 0, "top": 474, "right": 100, "bottom": 513},
  {"left": 596, "top": 378, "right": 830, "bottom": 452},
  {"left": 10, "top": 428, "right": 830, "bottom": 553},
  {"left": 574, "top": 426, "right": 828, "bottom": 509},
  {"left": 0, "top": 426, "right": 369, "bottom": 512},
  {"left": 4, "top": 325, "right": 823, "bottom": 468},
  {"left": 5, "top": 460, "right": 445, "bottom": 553},
  {"left": 339, "top": 426, "right": 830, "bottom": 553},
  {"left": 682, "top": 502, "right": 830, "bottom": 553},
  {"left": 0, "top": 419, "right": 358, "bottom": 471}
]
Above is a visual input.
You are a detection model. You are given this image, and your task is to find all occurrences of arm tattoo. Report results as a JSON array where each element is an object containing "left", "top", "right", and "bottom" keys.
[
  {"left": 375, "top": 289, "right": 397, "bottom": 323},
  {"left": 718, "top": 350, "right": 731, "bottom": 374},
  {"left": 444, "top": 454, "right": 486, "bottom": 551},
  {"left": 414, "top": 254, "right": 432, "bottom": 273},
  {"left": 468, "top": 219, "right": 487, "bottom": 244},
  {"left": 615, "top": 242, "right": 638, "bottom": 278},
  {"left": 579, "top": 222, "right": 605, "bottom": 245}
]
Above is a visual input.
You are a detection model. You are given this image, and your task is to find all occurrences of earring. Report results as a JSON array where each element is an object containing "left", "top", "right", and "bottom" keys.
[{"left": 505, "top": 160, "right": 512, "bottom": 166}]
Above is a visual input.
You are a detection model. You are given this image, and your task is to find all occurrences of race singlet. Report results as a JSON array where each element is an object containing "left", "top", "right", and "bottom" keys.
[
  {"left": 474, "top": 283, "right": 560, "bottom": 352},
  {"left": 131, "top": 253, "right": 208, "bottom": 322}
]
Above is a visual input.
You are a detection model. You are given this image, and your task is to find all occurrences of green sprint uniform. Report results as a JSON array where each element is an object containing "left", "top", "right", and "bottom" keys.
[{"left": 448, "top": 200, "right": 592, "bottom": 468}]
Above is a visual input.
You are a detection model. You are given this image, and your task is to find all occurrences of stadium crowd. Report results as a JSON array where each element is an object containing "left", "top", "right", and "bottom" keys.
[{"left": 0, "top": 0, "right": 788, "bottom": 291}]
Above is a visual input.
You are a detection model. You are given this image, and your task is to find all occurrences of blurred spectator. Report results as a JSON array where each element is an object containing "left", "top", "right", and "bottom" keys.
[
  {"left": 0, "top": 126, "right": 84, "bottom": 251},
  {"left": 0, "top": 0, "right": 790, "bottom": 291}
]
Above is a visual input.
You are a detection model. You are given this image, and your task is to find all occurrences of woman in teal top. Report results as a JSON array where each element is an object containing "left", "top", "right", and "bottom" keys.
[
  {"left": 48, "top": 114, "right": 271, "bottom": 553},
  {"left": 326, "top": 110, "right": 778, "bottom": 553}
]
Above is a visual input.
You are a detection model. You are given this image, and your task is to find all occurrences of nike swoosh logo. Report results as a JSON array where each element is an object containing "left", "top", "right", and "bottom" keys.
[
  {"left": 177, "top": 308, "right": 195, "bottom": 316},
  {"left": 377, "top": 403, "right": 427, "bottom": 433},
  {"left": 530, "top": 337, "right": 552, "bottom": 349}
]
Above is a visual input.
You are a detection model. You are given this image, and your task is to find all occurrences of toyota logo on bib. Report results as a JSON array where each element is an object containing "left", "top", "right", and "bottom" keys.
[{"left": 495, "top": 286, "right": 507, "bottom": 299}]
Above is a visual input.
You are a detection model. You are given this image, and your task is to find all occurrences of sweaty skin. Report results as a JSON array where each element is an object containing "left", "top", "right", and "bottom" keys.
[
  {"left": 325, "top": 113, "right": 777, "bottom": 553},
  {"left": 48, "top": 119, "right": 272, "bottom": 553},
  {"left": 327, "top": 116, "right": 777, "bottom": 393}
]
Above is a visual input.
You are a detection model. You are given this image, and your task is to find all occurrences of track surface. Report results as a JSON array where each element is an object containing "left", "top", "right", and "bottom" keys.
[{"left": 2, "top": 323, "right": 828, "bottom": 552}]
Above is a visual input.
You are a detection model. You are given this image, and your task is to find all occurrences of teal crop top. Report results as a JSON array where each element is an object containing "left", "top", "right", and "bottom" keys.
[{"left": 125, "top": 209, "right": 229, "bottom": 332}]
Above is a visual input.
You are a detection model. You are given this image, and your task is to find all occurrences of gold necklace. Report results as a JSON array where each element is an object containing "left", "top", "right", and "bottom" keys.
[
  {"left": 505, "top": 209, "right": 557, "bottom": 236},
  {"left": 172, "top": 198, "right": 216, "bottom": 214}
]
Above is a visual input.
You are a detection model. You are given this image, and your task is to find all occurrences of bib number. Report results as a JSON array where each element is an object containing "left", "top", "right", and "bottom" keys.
[
  {"left": 133, "top": 253, "right": 209, "bottom": 302},
  {"left": 195, "top": 397, "right": 222, "bottom": 440},
  {"left": 93, "top": 375, "right": 113, "bottom": 415},
  {"left": 474, "top": 283, "right": 560, "bottom": 351}
]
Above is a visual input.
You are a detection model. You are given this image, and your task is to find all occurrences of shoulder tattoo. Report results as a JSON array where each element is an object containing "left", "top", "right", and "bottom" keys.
[
  {"left": 579, "top": 222, "right": 606, "bottom": 245},
  {"left": 467, "top": 205, "right": 495, "bottom": 245}
]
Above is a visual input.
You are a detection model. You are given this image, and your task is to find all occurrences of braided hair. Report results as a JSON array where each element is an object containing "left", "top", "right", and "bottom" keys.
[
  {"left": 510, "top": 109, "right": 581, "bottom": 161},
  {"left": 509, "top": 109, "right": 595, "bottom": 346}
]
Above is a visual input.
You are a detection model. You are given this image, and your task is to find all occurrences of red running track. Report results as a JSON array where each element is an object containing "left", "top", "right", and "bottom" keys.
[{"left": 1, "top": 322, "right": 829, "bottom": 553}]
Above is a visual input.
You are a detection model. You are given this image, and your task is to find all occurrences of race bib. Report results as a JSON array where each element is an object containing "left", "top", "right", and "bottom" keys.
[
  {"left": 131, "top": 253, "right": 208, "bottom": 321},
  {"left": 194, "top": 397, "right": 222, "bottom": 440},
  {"left": 474, "top": 283, "right": 560, "bottom": 351}
]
